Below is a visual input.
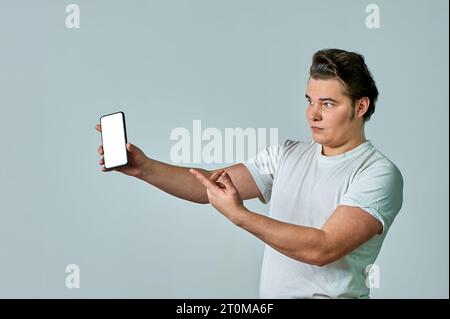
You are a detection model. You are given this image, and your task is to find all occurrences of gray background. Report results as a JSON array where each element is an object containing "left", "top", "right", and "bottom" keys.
[{"left": 0, "top": 0, "right": 448, "bottom": 298}]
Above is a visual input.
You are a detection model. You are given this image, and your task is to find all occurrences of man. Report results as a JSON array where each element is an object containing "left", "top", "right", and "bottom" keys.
[{"left": 95, "top": 49, "right": 403, "bottom": 298}]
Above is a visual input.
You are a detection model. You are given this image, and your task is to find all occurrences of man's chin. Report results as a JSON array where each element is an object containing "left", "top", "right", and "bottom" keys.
[{"left": 311, "top": 135, "right": 326, "bottom": 145}]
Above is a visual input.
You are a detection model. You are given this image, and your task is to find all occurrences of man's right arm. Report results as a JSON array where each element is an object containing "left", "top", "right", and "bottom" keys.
[
  {"left": 136, "top": 159, "right": 262, "bottom": 204},
  {"left": 96, "top": 124, "right": 261, "bottom": 204}
]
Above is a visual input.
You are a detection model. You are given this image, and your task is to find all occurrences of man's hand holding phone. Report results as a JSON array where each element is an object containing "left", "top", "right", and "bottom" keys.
[{"left": 95, "top": 123, "right": 149, "bottom": 178}]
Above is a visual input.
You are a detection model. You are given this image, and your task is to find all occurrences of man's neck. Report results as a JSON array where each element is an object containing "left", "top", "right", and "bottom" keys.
[{"left": 322, "top": 134, "right": 367, "bottom": 157}]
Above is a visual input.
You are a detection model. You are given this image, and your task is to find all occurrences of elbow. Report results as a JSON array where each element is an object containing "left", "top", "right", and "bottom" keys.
[
  {"left": 183, "top": 195, "right": 209, "bottom": 204},
  {"left": 193, "top": 199, "right": 209, "bottom": 204},
  {"left": 302, "top": 233, "right": 342, "bottom": 267},
  {"left": 192, "top": 192, "right": 210, "bottom": 204},
  {"left": 308, "top": 255, "right": 333, "bottom": 267},
  {"left": 300, "top": 249, "right": 339, "bottom": 267},
  {"left": 197, "top": 196, "right": 210, "bottom": 204},
  {"left": 313, "top": 256, "right": 333, "bottom": 267}
]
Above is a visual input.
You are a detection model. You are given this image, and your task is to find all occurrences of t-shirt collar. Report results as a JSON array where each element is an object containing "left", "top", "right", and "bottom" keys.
[{"left": 317, "top": 140, "right": 372, "bottom": 163}]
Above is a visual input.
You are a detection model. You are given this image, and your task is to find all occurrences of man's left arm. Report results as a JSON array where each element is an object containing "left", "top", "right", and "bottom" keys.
[
  {"left": 237, "top": 205, "right": 382, "bottom": 266},
  {"left": 190, "top": 169, "right": 382, "bottom": 266}
]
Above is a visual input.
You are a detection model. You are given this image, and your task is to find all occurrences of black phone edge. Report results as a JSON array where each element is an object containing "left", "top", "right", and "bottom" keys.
[{"left": 99, "top": 111, "right": 129, "bottom": 170}]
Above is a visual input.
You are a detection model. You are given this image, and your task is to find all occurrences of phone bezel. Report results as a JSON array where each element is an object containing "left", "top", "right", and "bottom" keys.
[{"left": 99, "top": 111, "right": 129, "bottom": 170}]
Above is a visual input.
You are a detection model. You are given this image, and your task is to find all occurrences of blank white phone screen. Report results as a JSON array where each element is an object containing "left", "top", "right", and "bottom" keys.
[{"left": 100, "top": 112, "right": 127, "bottom": 169}]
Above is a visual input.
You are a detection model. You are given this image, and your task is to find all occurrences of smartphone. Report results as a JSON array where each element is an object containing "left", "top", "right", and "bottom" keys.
[{"left": 99, "top": 111, "right": 128, "bottom": 170}]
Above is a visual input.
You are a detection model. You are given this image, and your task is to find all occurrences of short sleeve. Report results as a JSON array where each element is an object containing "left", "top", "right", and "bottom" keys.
[
  {"left": 339, "top": 163, "right": 404, "bottom": 235},
  {"left": 242, "top": 142, "right": 285, "bottom": 204}
]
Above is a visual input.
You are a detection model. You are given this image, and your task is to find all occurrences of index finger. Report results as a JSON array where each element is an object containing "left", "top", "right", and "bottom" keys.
[
  {"left": 209, "top": 169, "right": 225, "bottom": 182},
  {"left": 95, "top": 124, "right": 102, "bottom": 132},
  {"left": 189, "top": 169, "right": 219, "bottom": 190}
]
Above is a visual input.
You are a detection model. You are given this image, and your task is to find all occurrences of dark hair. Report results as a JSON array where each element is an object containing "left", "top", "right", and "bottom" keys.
[{"left": 309, "top": 49, "right": 379, "bottom": 122}]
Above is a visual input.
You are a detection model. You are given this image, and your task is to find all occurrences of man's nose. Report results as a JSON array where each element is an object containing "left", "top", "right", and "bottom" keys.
[{"left": 309, "top": 103, "right": 322, "bottom": 121}]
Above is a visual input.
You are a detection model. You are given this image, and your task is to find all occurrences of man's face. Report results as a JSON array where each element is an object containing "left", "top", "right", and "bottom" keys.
[{"left": 305, "top": 77, "right": 360, "bottom": 148}]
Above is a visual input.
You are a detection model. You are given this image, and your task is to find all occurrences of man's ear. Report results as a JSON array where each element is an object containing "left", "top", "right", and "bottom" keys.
[{"left": 355, "top": 97, "right": 370, "bottom": 119}]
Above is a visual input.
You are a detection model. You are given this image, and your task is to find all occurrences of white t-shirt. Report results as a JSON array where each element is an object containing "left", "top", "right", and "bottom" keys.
[{"left": 243, "top": 140, "right": 403, "bottom": 298}]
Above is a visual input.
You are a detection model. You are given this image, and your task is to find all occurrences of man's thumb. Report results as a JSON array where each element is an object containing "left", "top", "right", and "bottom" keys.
[{"left": 126, "top": 143, "right": 133, "bottom": 152}]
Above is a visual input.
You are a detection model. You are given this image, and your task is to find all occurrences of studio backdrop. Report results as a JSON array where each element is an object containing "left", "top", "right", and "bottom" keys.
[{"left": 0, "top": 0, "right": 448, "bottom": 298}]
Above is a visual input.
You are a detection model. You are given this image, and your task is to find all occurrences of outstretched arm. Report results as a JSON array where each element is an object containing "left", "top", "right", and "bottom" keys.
[{"left": 95, "top": 124, "right": 262, "bottom": 204}]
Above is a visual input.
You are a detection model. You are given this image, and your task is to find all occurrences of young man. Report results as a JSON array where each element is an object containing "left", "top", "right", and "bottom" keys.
[{"left": 95, "top": 49, "right": 403, "bottom": 298}]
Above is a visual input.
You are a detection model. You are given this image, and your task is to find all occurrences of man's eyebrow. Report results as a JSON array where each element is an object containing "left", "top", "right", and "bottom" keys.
[
  {"left": 305, "top": 94, "right": 339, "bottom": 103},
  {"left": 319, "top": 97, "right": 339, "bottom": 103}
]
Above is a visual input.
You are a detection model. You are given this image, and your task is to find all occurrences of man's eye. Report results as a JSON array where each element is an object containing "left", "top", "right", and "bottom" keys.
[{"left": 323, "top": 102, "right": 334, "bottom": 108}]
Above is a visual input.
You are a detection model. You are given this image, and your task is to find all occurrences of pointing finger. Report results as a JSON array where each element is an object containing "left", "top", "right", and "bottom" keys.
[
  {"left": 220, "top": 172, "right": 236, "bottom": 191},
  {"left": 189, "top": 169, "right": 220, "bottom": 190},
  {"left": 209, "top": 170, "right": 225, "bottom": 183}
]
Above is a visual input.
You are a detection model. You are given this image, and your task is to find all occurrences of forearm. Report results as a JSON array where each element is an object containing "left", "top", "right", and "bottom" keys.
[
  {"left": 236, "top": 208, "right": 329, "bottom": 266},
  {"left": 137, "top": 157, "right": 211, "bottom": 204}
]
